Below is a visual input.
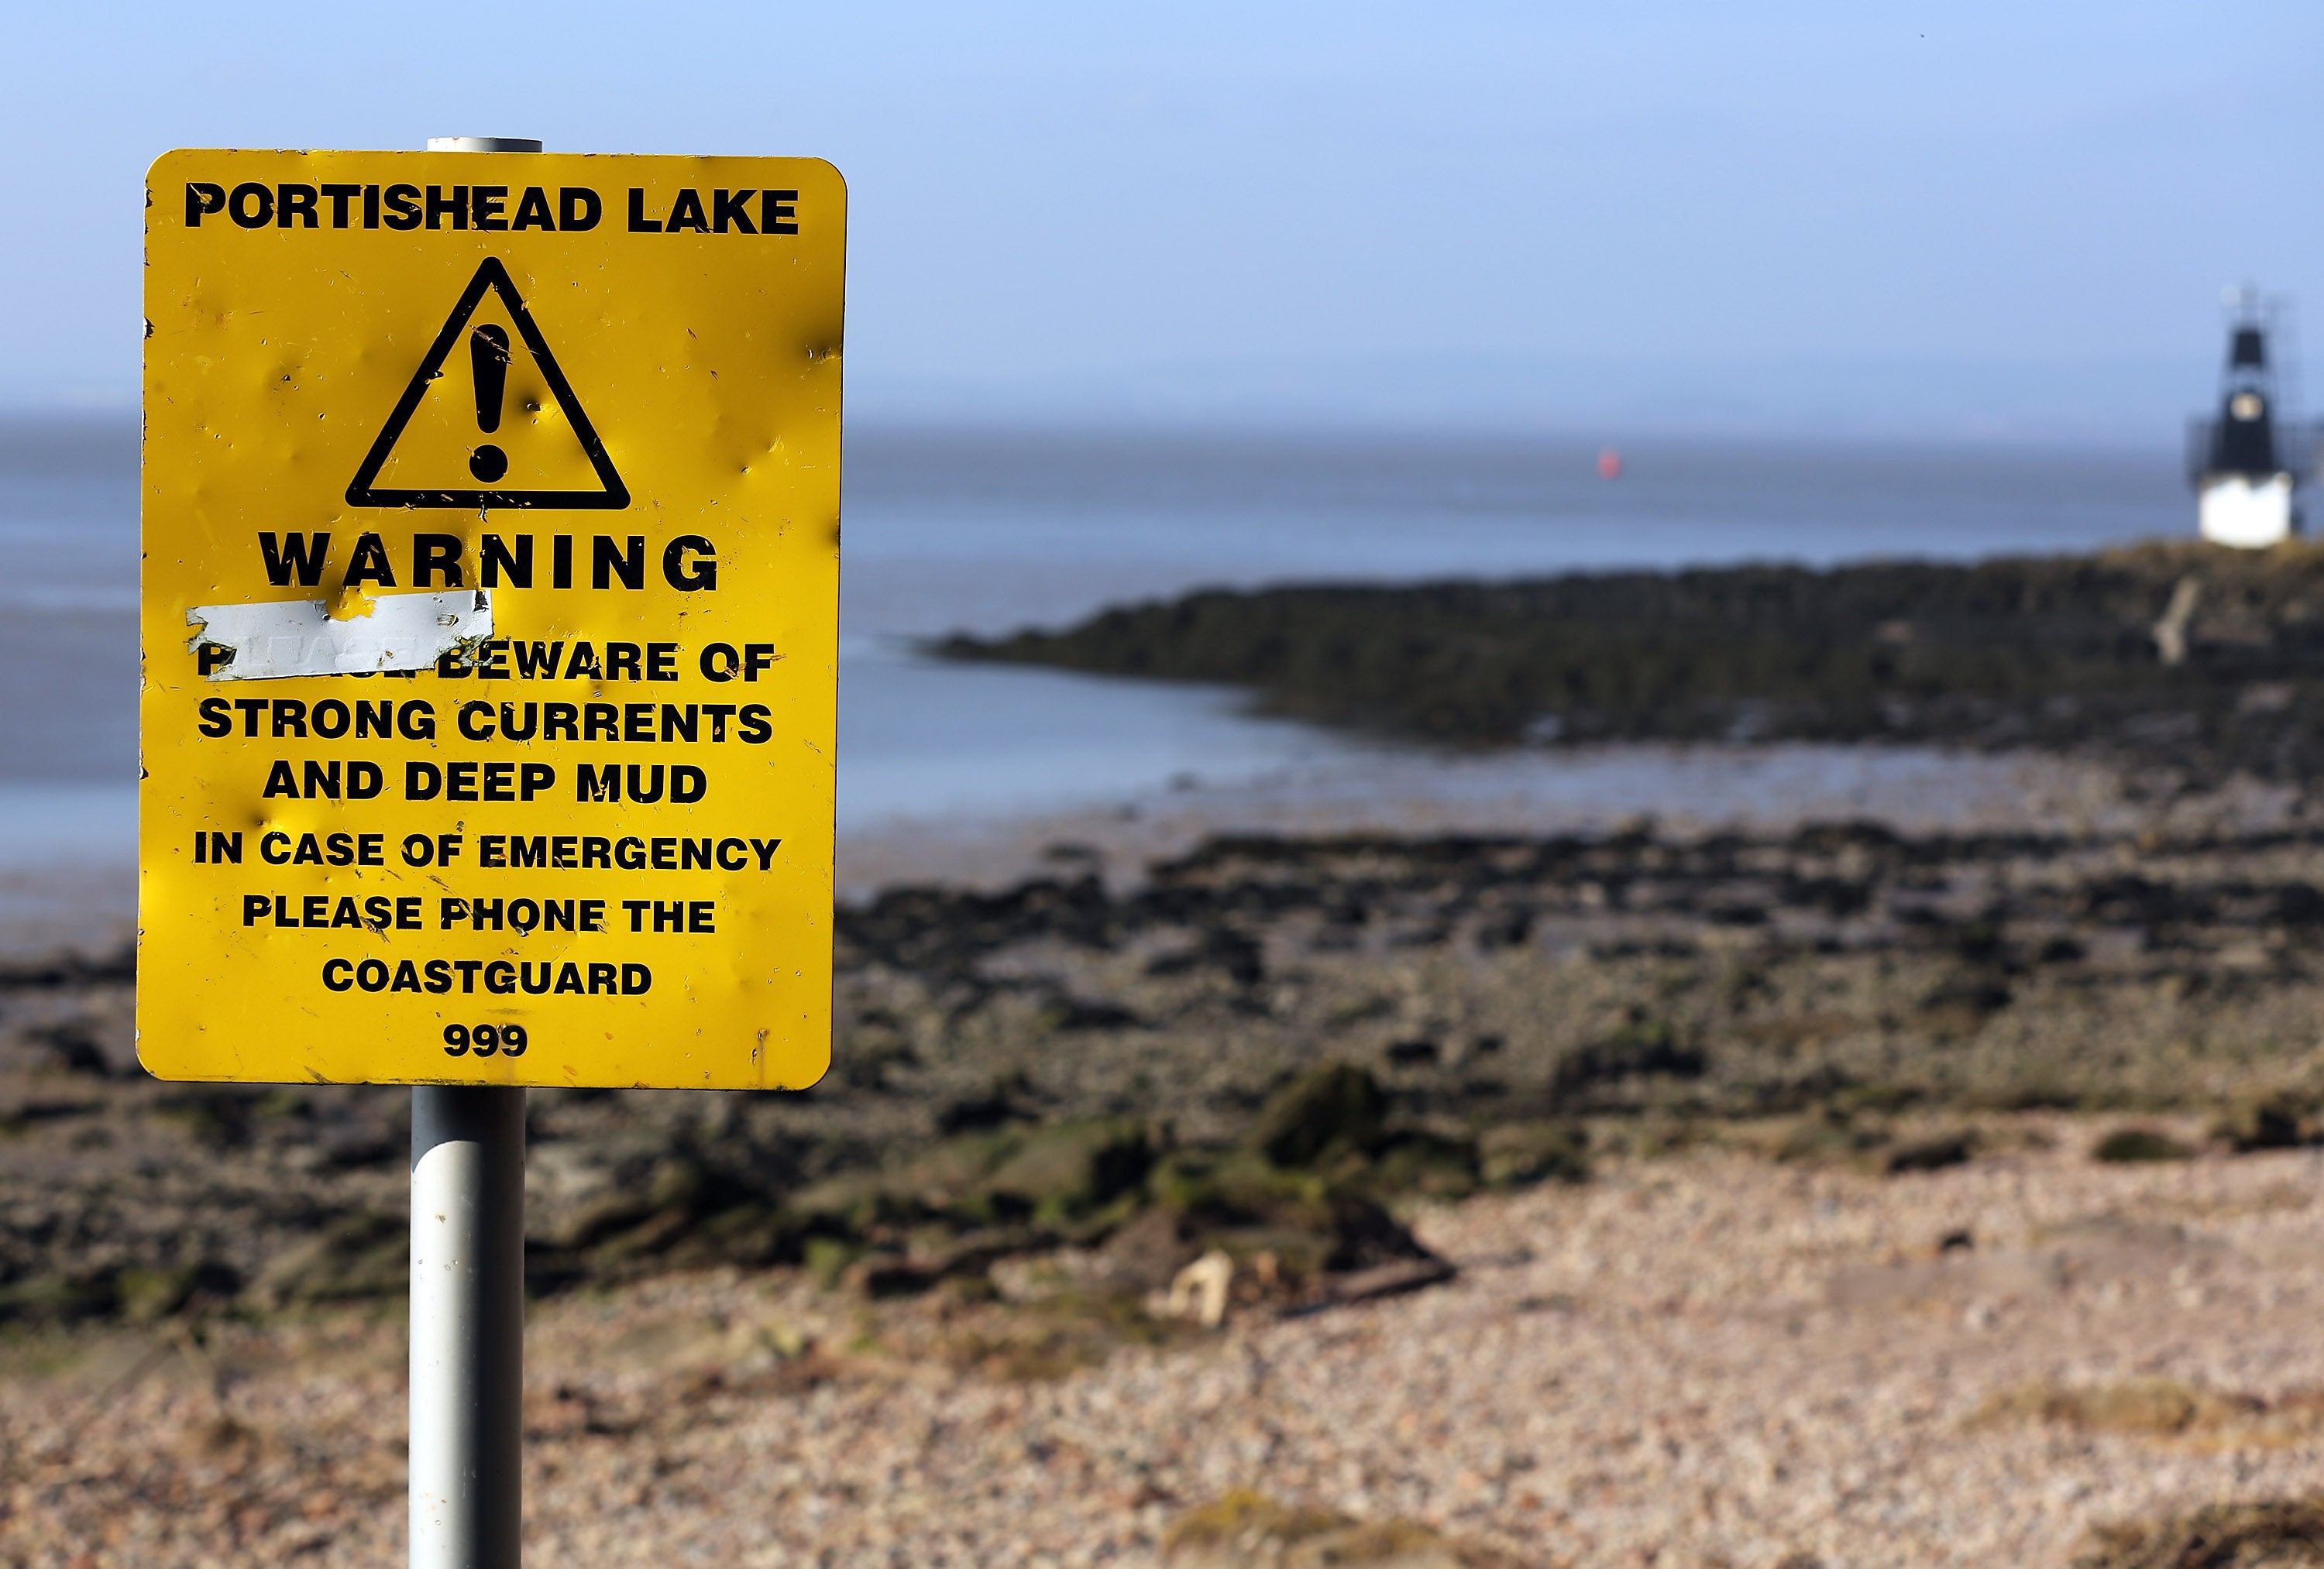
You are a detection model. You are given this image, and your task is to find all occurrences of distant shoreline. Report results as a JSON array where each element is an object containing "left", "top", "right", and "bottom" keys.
[{"left": 939, "top": 541, "right": 2324, "bottom": 789}]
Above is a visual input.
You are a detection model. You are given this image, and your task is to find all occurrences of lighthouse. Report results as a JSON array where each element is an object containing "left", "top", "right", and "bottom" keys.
[{"left": 2190, "top": 290, "right": 2310, "bottom": 548}]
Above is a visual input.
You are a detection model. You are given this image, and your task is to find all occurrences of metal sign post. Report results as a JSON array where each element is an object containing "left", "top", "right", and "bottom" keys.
[
  {"left": 411, "top": 1083, "right": 525, "bottom": 1566},
  {"left": 408, "top": 131, "right": 537, "bottom": 1569},
  {"left": 137, "top": 129, "right": 844, "bottom": 1569},
  {"left": 407, "top": 136, "right": 531, "bottom": 1569}
]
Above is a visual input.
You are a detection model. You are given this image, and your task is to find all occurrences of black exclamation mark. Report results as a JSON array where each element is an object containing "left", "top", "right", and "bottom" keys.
[{"left": 468, "top": 324, "right": 511, "bottom": 483}]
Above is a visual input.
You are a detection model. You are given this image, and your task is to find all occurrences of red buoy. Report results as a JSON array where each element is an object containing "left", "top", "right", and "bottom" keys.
[{"left": 1597, "top": 446, "right": 1623, "bottom": 480}]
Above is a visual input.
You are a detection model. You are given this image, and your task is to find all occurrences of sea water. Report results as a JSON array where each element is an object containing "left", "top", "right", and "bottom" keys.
[
  {"left": 0, "top": 417, "right": 2188, "bottom": 938},
  {"left": 839, "top": 428, "right": 2184, "bottom": 831}
]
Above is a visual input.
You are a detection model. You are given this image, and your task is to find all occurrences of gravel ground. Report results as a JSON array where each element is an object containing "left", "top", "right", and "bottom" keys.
[{"left": 5, "top": 1124, "right": 2324, "bottom": 1567}]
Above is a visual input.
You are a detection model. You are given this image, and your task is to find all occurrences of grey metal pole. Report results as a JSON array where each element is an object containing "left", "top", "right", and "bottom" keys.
[
  {"left": 411, "top": 1086, "right": 525, "bottom": 1567},
  {"left": 411, "top": 134, "right": 540, "bottom": 1569}
]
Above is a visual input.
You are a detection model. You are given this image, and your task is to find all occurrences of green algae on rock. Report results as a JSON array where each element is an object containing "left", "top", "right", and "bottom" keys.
[{"left": 940, "top": 542, "right": 2324, "bottom": 781}]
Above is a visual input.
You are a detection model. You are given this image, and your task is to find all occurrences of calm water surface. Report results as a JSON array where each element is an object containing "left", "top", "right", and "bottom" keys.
[{"left": 0, "top": 417, "right": 2190, "bottom": 882}]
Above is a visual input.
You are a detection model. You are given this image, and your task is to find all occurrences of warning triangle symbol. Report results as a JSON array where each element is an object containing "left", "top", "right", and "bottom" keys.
[{"left": 346, "top": 258, "right": 629, "bottom": 510}]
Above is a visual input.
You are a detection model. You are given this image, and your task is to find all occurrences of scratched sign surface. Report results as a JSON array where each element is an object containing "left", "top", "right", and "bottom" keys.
[{"left": 140, "top": 150, "right": 844, "bottom": 1087}]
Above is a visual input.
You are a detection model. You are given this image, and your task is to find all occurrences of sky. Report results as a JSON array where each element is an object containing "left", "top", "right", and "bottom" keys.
[{"left": 5, "top": 1, "right": 2320, "bottom": 440}]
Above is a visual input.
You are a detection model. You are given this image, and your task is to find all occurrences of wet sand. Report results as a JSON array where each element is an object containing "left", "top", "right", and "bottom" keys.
[
  {"left": 837, "top": 743, "right": 2226, "bottom": 898},
  {"left": 0, "top": 740, "right": 2187, "bottom": 956}
]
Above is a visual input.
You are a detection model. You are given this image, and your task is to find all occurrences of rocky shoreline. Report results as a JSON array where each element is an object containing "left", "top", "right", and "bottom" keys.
[
  {"left": 8, "top": 805, "right": 2324, "bottom": 1330},
  {"left": 940, "top": 542, "right": 2324, "bottom": 787},
  {"left": 3, "top": 801, "right": 2324, "bottom": 1560}
]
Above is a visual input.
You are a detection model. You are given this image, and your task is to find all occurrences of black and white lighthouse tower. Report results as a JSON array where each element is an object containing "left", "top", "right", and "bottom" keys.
[{"left": 2191, "top": 290, "right": 2311, "bottom": 548}]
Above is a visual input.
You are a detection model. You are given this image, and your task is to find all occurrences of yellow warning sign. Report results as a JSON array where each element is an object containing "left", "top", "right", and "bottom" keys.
[{"left": 139, "top": 149, "right": 845, "bottom": 1089}]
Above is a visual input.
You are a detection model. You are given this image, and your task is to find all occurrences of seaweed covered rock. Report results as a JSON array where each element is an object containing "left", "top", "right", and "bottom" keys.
[
  {"left": 249, "top": 1212, "right": 407, "bottom": 1310},
  {"left": 1099, "top": 1205, "right": 1211, "bottom": 1294},
  {"left": 117, "top": 1261, "right": 240, "bottom": 1324},
  {"left": 790, "top": 1118, "right": 1155, "bottom": 1235},
  {"left": 0, "top": 1269, "right": 124, "bottom": 1324},
  {"left": 2092, "top": 1127, "right": 2195, "bottom": 1164},
  {"left": 1363, "top": 1131, "right": 1484, "bottom": 1200},
  {"left": 1477, "top": 1121, "right": 1590, "bottom": 1187},
  {"left": 526, "top": 1142, "right": 805, "bottom": 1289},
  {"left": 1143, "top": 1144, "right": 1439, "bottom": 1285},
  {"left": 1551, "top": 1020, "right": 1705, "bottom": 1106},
  {"left": 940, "top": 542, "right": 2324, "bottom": 784},
  {"left": 1246, "top": 1063, "right": 1387, "bottom": 1168},
  {"left": 2074, "top": 1497, "right": 2324, "bottom": 1568},
  {"left": 1163, "top": 1490, "right": 1532, "bottom": 1568},
  {"left": 2213, "top": 1093, "right": 2316, "bottom": 1152},
  {"left": 982, "top": 1118, "right": 1155, "bottom": 1224},
  {"left": 768, "top": 1073, "right": 1465, "bottom": 1310}
]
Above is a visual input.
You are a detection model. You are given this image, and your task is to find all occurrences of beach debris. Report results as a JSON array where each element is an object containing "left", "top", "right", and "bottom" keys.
[
  {"left": 1477, "top": 1122, "right": 1590, "bottom": 1187},
  {"left": 1283, "top": 1256, "right": 1458, "bottom": 1318},
  {"left": 1972, "top": 1376, "right": 2260, "bottom": 1437},
  {"left": 2075, "top": 1497, "right": 2324, "bottom": 1568},
  {"left": 2092, "top": 1126, "right": 2195, "bottom": 1164},
  {"left": 2152, "top": 575, "right": 2201, "bottom": 667},
  {"left": 2212, "top": 1092, "right": 2315, "bottom": 1151},
  {"left": 1159, "top": 1250, "right": 1232, "bottom": 1327},
  {"left": 1162, "top": 1489, "right": 1531, "bottom": 1568},
  {"left": 1246, "top": 1063, "right": 1386, "bottom": 1168}
]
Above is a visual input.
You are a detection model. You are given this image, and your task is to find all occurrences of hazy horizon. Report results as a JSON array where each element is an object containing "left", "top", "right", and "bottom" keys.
[
  {"left": 0, "top": 401, "right": 2209, "bottom": 456},
  {"left": 5, "top": 2, "right": 2319, "bottom": 442}
]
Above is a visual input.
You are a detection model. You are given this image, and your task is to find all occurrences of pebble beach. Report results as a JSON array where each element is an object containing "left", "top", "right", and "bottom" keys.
[{"left": 8, "top": 1128, "right": 2324, "bottom": 1567}]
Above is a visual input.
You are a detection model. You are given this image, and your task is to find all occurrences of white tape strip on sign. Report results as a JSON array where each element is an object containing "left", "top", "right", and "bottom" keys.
[{"left": 186, "top": 589, "right": 490, "bottom": 681}]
